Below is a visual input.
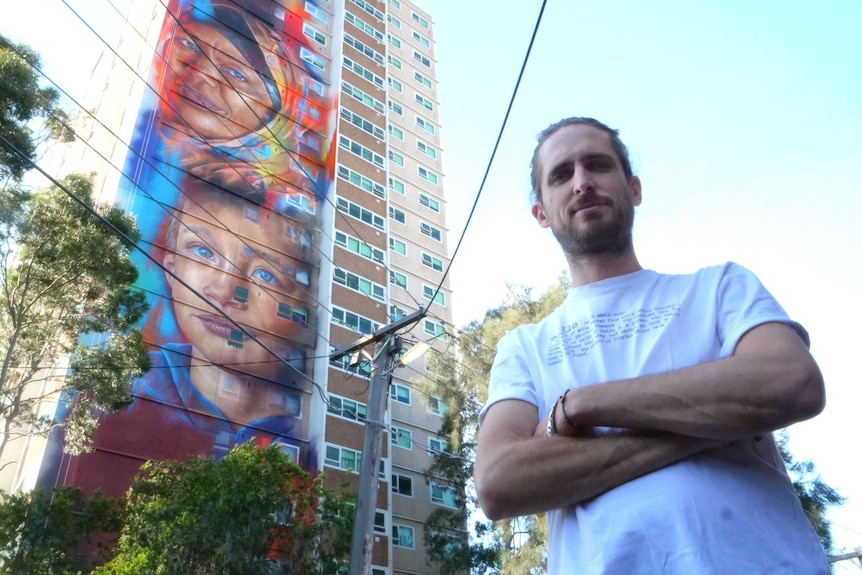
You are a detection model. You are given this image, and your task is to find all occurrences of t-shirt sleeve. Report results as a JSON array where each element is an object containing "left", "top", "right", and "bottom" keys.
[
  {"left": 478, "top": 330, "right": 540, "bottom": 426},
  {"left": 716, "top": 262, "right": 809, "bottom": 358}
]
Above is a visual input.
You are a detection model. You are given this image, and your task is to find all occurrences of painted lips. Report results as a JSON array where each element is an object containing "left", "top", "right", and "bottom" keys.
[{"left": 195, "top": 313, "right": 253, "bottom": 339}]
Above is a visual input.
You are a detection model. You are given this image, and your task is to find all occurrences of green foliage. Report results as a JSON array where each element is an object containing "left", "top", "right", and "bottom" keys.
[
  {"left": 422, "top": 276, "right": 570, "bottom": 574},
  {"left": 0, "top": 33, "right": 73, "bottom": 183},
  {"left": 0, "top": 486, "right": 124, "bottom": 574},
  {"left": 0, "top": 172, "right": 150, "bottom": 468},
  {"left": 96, "top": 443, "right": 354, "bottom": 575},
  {"left": 777, "top": 431, "right": 844, "bottom": 554}
]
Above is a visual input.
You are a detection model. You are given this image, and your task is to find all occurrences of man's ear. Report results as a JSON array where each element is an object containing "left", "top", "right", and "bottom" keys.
[
  {"left": 532, "top": 202, "right": 551, "bottom": 228},
  {"left": 629, "top": 176, "right": 643, "bottom": 207}
]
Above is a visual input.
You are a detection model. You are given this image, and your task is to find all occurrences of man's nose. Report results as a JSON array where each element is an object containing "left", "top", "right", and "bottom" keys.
[
  {"left": 187, "top": 52, "right": 219, "bottom": 87},
  {"left": 573, "top": 165, "right": 595, "bottom": 195}
]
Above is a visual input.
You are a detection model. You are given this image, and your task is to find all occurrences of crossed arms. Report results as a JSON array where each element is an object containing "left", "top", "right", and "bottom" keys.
[{"left": 474, "top": 322, "right": 825, "bottom": 520}]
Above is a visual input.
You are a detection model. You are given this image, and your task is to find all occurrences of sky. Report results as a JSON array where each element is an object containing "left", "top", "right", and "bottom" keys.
[{"left": 3, "top": 0, "right": 862, "bottom": 562}]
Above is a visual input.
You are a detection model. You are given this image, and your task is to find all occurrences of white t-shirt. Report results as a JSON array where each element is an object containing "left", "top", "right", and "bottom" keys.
[{"left": 481, "top": 263, "right": 828, "bottom": 574}]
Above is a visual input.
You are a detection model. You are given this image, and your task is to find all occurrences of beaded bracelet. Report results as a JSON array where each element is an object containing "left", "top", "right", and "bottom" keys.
[
  {"left": 559, "top": 389, "right": 578, "bottom": 429},
  {"left": 546, "top": 397, "right": 560, "bottom": 437}
]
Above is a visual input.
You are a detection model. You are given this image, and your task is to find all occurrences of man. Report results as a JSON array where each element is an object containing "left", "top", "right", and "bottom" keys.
[{"left": 474, "top": 117, "right": 829, "bottom": 574}]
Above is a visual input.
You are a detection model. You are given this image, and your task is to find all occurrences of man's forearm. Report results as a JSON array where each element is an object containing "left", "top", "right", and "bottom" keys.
[
  {"left": 475, "top": 425, "right": 722, "bottom": 520},
  {"left": 560, "top": 323, "right": 824, "bottom": 440}
]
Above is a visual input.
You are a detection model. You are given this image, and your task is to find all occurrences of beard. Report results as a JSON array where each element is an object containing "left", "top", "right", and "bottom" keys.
[{"left": 552, "top": 195, "right": 635, "bottom": 258}]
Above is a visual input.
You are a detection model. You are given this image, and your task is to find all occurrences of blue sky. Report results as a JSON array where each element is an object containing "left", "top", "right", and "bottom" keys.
[{"left": 4, "top": 0, "right": 862, "bottom": 560}]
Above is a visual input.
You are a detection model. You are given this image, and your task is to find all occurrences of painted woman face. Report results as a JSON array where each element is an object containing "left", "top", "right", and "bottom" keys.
[
  {"left": 163, "top": 197, "right": 311, "bottom": 378},
  {"left": 163, "top": 20, "right": 276, "bottom": 140}
]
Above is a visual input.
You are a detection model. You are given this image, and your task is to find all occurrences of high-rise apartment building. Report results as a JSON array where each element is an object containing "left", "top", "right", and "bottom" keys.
[{"left": 4, "top": 0, "right": 457, "bottom": 573}]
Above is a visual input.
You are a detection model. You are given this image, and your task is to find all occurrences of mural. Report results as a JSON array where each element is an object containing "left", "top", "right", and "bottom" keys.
[{"left": 49, "top": 0, "right": 333, "bottom": 495}]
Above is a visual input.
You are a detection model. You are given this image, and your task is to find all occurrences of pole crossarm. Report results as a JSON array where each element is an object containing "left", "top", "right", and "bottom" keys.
[{"left": 330, "top": 306, "right": 427, "bottom": 362}]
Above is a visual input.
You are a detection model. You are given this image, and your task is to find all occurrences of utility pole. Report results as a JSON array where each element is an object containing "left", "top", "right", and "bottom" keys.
[
  {"left": 829, "top": 547, "right": 862, "bottom": 567},
  {"left": 331, "top": 307, "right": 426, "bottom": 575}
]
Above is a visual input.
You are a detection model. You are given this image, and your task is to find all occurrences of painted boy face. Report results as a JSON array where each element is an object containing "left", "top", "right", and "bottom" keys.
[
  {"left": 163, "top": 20, "right": 275, "bottom": 140},
  {"left": 163, "top": 198, "right": 309, "bottom": 378}
]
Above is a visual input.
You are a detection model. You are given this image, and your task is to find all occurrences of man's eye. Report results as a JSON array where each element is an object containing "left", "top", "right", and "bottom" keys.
[
  {"left": 224, "top": 66, "right": 248, "bottom": 84},
  {"left": 191, "top": 245, "right": 215, "bottom": 260}
]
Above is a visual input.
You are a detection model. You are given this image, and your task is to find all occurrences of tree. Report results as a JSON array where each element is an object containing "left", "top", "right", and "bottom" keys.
[
  {"left": 777, "top": 431, "right": 845, "bottom": 554},
  {"left": 0, "top": 172, "right": 151, "bottom": 470},
  {"left": 96, "top": 443, "right": 354, "bottom": 575},
  {"left": 0, "top": 33, "right": 73, "bottom": 185},
  {"left": 0, "top": 486, "right": 124, "bottom": 574},
  {"left": 423, "top": 277, "right": 570, "bottom": 575}
]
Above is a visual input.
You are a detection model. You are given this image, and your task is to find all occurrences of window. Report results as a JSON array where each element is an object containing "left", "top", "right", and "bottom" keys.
[
  {"left": 392, "top": 473, "right": 413, "bottom": 496},
  {"left": 413, "top": 50, "right": 431, "bottom": 68},
  {"left": 388, "top": 15, "right": 401, "bottom": 28},
  {"left": 342, "top": 80, "right": 385, "bottom": 114},
  {"left": 411, "top": 11, "right": 429, "bottom": 29},
  {"left": 421, "top": 252, "right": 443, "bottom": 272},
  {"left": 388, "top": 77, "right": 402, "bottom": 92},
  {"left": 350, "top": 0, "right": 384, "bottom": 21},
  {"left": 339, "top": 135, "right": 384, "bottom": 168},
  {"left": 344, "top": 56, "right": 384, "bottom": 89},
  {"left": 328, "top": 394, "right": 367, "bottom": 423},
  {"left": 430, "top": 483, "right": 458, "bottom": 508},
  {"left": 234, "top": 286, "right": 249, "bottom": 304},
  {"left": 389, "top": 206, "right": 406, "bottom": 224},
  {"left": 336, "top": 197, "right": 385, "bottom": 231},
  {"left": 422, "top": 284, "right": 446, "bottom": 306},
  {"left": 414, "top": 93, "right": 434, "bottom": 111},
  {"left": 389, "top": 237, "right": 407, "bottom": 255},
  {"left": 424, "top": 318, "right": 447, "bottom": 339},
  {"left": 303, "top": 22, "right": 326, "bottom": 45},
  {"left": 280, "top": 303, "right": 309, "bottom": 325},
  {"left": 388, "top": 100, "right": 403, "bottom": 116},
  {"left": 345, "top": 33, "right": 384, "bottom": 65},
  {"left": 335, "top": 230, "right": 384, "bottom": 263},
  {"left": 331, "top": 354, "right": 372, "bottom": 377},
  {"left": 300, "top": 46, "right": 325, "bottom": 71},
  {"left": 412, "top": 30, "right": 431, "bottom": 48},
  {"left": 391, "top": 426, "right": 412, "bottom": 449},
  {"left": 417, "top": 141, "right": 436, "bottom": 159},
  {"left": 340, "top": 107, "right": 385, "bottom": 140},
  {"left": 389, "top": 0, "right": 401, "bottom": 8},
  {"left": 419, "top": 192, "right": 440, "bottom": 212},
  {"left": 374, "top": 511, "right": 387, "bottom": 534},
  {"left": 389, "top": 304, "right": 408, "bottom": 320},
  {"left": 387, "top": 54, "right": 402, "bottom": 69},
  {"left": 390, "top": 383, "right": 410, "bottom": 404},
  {"left": 337, "top": 164, "right": 386, "bottom": 198},
  {"left": 420, "top": 221, "right": 442, "bottom": 241},
  {"left": 331, "top": 305, "right": 380, "bottom": 335},
  {"left": 305, "top": 1, "right": 329, "bottom": 24},
  {"left": 414, "top": 71, "right": 433, "bottom": 89},
  {"left": 429, "top": 436, "right": 448, "bottom": 454},
  {"left": 388, "top": 150, "right": 404, "bottom": 166},
  {"left": 388, "top": 34, "right": 401, "bottom": 48},
  {"left": 228, "top": 329, "right": 244, "bottom": 349},
  {"left": 325, "top": 444, "right": 362, "bottom": 473},
  {"left": 388, "top": 177, "right": 405, "bottom": 194},
  {"left": 416, "top": 115, "right": 436, "bottom": 135},
  {"left": 388, "top": 124, "right": 403, "bottom": 140},
  {"left": 392, "top": 524, "right": 415, "bottom": 549},
  {"left": 428, "top": 396, "right": 446, "bottom": 416},
  {"left": 345, "top": 12, "right": 384, "bottom": 42},
  {"left": 333, "top": 266, "right": 386, "bottom": 301},
  {"left": 389, "top": 270, "right": 407, "bottom": 289},
  {"left": 418, "top": 166, "right": 439, "bottom": 185}
]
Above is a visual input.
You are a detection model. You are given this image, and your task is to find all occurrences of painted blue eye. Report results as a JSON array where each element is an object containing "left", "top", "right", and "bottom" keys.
[
  {"left": 224, "top": 66, "right": 247, "bottom": 83},
  {"left": 177, "top": 36, "right": 200, "bottom": 55},
  {"left": 192, "top": 245, "right": 214, "bottom": 260},
  {"left": 253, "top": 268, "right": 278, "bottom": 285}
]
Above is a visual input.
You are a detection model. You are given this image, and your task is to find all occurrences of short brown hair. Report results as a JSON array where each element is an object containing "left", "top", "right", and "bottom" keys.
[{"left": 530, "top": 117, "right": 633, "bottom": 203}]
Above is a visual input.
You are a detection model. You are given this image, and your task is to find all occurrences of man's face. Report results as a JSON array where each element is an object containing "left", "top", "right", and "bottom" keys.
[
  {"left": 163, "top": 21, "right": 274, "bottom": 140},
  {"left": 532, "top": 124, "right": 642, "bottom": 257},
  {"left": 163, "top": 198, "right": 309, "bottom": 378}
]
